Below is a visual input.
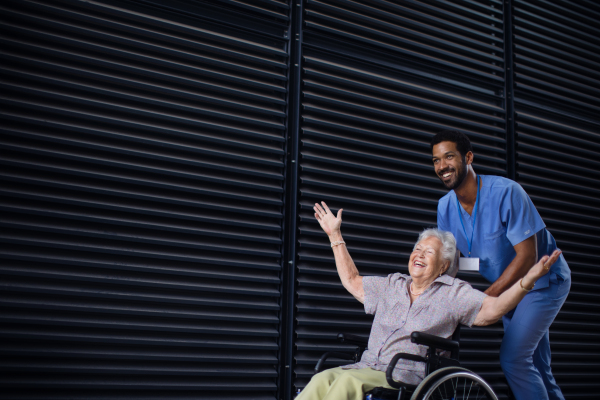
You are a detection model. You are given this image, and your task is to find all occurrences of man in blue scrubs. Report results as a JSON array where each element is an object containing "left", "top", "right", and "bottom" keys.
[{"left": 431, "top": 130, "right": 570, "bottom": 400}]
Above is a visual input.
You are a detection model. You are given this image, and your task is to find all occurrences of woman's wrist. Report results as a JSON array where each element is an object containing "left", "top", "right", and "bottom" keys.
[
  {"left": 328, "top": 232, "right": 343, "bottom": 242},
  {"left": 521, "top": 275, "right": 536, "bottom": 291}
]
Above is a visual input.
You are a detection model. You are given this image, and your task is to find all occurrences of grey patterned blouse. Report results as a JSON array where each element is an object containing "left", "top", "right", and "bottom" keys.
[{"left": 341, "top": 273, "right": 487, "bottom": 385}]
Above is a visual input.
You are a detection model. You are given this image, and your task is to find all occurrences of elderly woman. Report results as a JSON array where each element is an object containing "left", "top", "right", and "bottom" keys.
[{"left": 297, "top": 202, "right": 562, "bottom": 400}]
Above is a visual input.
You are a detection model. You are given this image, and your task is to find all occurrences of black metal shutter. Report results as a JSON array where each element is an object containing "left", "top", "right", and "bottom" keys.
[
  {"left": 293, "top": 0, "right": 515, "bottom": 397},
  {"left": 0, "top": 0, "right": 289, "bottom": 398},
  {"left": 512, "top": 1, "right": 600, "bottom": 399}
]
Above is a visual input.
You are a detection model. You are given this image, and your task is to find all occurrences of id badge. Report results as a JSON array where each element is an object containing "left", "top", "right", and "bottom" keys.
[{"left": 459, "top": 257, "right": 480, "bottom": 271}]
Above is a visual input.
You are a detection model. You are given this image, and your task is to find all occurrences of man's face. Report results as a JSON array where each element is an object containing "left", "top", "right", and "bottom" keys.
[{"left": 432, "top": 141, "right": 470, "bottom": 190}]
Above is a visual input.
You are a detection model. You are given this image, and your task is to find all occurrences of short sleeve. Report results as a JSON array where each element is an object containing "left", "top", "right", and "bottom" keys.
[
  {"left": 437, "top": 198, "right": 449, "bottom": 232},
  {"left": 501, "top": 182, "right": 546, "bottom": 246},
  {"left": 452, "top": 281, "right": 487, "bottom": 327},
  {"left": 363, "top": 275, "right": 393, "bottom": 315}
]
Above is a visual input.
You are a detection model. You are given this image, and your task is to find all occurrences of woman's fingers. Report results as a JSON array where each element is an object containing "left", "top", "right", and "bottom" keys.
[
  {"left": 544, "top": 250, "right": 561, "bottom": 265},
  {"left": 535, "top": 250, "right": 562, "bottom": 276},
  {"left": 553, "top": 249, "right": 562, "bottom": 259},
  {"left": 313, "top": 204, "right": 322, "bottom": 216},
  {"left": 314, "top": 202, "right": 326, "bottom": 216},
  {"left": 546, "top": 250, "right": 561, "bottom": 268},
  {"left": 314, "top": 202, "right": 337, "bottom": 219},
  {"left": 314, "top": 201, "right": 342, "bottom": 231}
]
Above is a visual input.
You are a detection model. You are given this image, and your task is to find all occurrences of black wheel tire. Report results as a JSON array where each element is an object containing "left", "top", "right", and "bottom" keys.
[{"left": 410, "top": 367, "right": 498, "bottom": 400}]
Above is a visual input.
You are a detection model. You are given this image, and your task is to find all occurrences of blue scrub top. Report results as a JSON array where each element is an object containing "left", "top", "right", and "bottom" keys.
[{"left": 437, "top": 175, "right": 570, "bottom": 290}]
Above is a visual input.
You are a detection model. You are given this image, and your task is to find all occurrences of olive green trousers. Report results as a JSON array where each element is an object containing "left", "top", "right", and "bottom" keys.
[{"left": 296, "top": 367, "right": 394, "bottom": 400}]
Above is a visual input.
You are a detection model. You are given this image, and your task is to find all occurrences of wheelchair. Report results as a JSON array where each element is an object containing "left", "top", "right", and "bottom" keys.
[{"left": 311, "top": 326, "right": 498, "bottom": 400}]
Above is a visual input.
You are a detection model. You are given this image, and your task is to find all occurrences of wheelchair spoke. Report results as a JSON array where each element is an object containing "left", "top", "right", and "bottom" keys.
[
  {"left": 466, "top": 379, "right": 472, "bottom": 400},
  {"left": 434, "top": 383, "right": 444, "bottom": 399},
  {"left": 426, "top": 376, "right": 496, "bottom": 400}
]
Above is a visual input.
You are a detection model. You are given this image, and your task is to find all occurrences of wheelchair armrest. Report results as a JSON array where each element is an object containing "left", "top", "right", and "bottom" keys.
[
  {"left": 337, "top": 333, "right": 368, "bottom": 348},
  {"left": 314, "top": 351, "right": 356, "bottom": 374},
  {"left": 385, "top": 352, "right": 425, "bottom": 389},
  {"left": 411, "top": 331, "right": 459, "bottom": 353}
]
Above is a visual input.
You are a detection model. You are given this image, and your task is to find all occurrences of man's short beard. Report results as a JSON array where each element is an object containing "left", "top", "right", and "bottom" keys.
[
  {"left": 447, "top": 167, "right": 467, "bottom": 190},
  {"left": 440, "top": 157, "right": 468, "bottom": 190}
]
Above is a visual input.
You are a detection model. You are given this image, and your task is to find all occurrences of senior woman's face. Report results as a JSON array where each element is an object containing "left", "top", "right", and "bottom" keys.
[{"left": 409, "top": 236, "right": 446, "bottom": 281}]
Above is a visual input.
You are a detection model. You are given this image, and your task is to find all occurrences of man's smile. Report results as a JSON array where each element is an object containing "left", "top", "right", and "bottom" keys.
[{"left": 439, "top": 169, "right": 454, "bottom": 181}]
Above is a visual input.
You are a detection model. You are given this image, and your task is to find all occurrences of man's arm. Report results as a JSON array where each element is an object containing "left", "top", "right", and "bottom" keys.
[
  {"left": 484, "top": 235, "right": 537, "bottom": 297},
  {"left": 314, "top": 202, "right": 365, "bottom": 303},
  {"left": 474, "top": 250, "right": 561, "bottom": 326}
]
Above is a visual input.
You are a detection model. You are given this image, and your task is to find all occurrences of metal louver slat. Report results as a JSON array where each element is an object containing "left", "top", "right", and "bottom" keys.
[
  {"left": 0, "top": 0, "right": 288, "bottom": 398},
  {"left": 294, "top": 0, "right": 513, "bottom": 397},
  {"left": 513, "top": 1, "right": 600, "bottom": 399}
]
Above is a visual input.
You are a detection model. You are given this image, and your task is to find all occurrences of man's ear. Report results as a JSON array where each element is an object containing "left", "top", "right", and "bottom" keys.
[{"left": 465, "top": 151, "right": 474, "bottom": 166}]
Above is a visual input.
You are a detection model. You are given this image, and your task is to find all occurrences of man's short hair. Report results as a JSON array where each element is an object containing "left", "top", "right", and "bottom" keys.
[
  {"left": 430, "top": 130, "right": 473, "bottom": 158},
  {"left": 414, "top": 228, "right": 459, "bottom": 277}
]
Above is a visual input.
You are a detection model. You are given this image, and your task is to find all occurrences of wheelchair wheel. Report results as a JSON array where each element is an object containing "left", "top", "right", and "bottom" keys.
[{"left": 410, "top": 367, "right": 498, "bottom": 400}]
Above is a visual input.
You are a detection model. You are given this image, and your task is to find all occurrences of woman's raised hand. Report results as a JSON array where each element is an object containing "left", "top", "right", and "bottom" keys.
[
  {"left": 528, "top": 249, "right": 562, "bottom": 281},
  {"left": 314, "top": 201, "right": 342, "bottom": 237}
]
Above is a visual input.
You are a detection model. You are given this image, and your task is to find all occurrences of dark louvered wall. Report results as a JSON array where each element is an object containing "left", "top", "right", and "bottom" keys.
[
  {"left": 512, "top": 1, "right": 600, "bottom": 398},
  {"left": 1, "top": 0, "right": 599, "bottom": 399},
  {"left": 0, "top": 0, "right": 289, "bottom": 398},
  {"left": 294, "top": 0, "right": 515, "bottom": 397}
]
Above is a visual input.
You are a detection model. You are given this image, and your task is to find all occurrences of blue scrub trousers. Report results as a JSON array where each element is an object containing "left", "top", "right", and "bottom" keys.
[{"left": 500, "top": 273, "right": 570, "bottom": 400}]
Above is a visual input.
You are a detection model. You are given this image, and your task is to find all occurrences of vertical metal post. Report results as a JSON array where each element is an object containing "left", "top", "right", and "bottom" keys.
[
  {"left": 503, "top": 3, "right": 516, "bottom": 398},
  {"left": 503, "top": 2, "right": 517, "bottom": 395},
  {"left": 503, "top": 0, "right": 516, "bottom": 181},
  {"left": 280, "top": 0, "right": 303, "bottom": 399}
]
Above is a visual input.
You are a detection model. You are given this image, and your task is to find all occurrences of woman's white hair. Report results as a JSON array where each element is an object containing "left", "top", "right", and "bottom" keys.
[{"left": 414, "top": 228, "right": 459, "bottom": 277}]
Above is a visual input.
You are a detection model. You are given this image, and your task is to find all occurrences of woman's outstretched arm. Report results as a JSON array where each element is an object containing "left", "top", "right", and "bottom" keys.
[
  {"left": 314, "top": 201, "right": 364, "bottom": 303},
  {"left": 474, "top": 250, "right": 562, "bottom": 326}
]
